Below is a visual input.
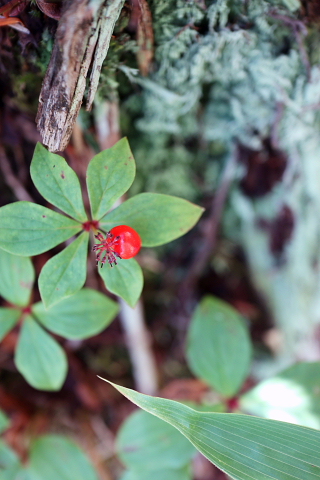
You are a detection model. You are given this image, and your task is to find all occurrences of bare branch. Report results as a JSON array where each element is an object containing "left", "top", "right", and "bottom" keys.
[
  {"left": 0, "top": 146, "right": 33, "bottom": 202},
  {"left": 36, "top": 0, "right": 125, "bottom": 152}
]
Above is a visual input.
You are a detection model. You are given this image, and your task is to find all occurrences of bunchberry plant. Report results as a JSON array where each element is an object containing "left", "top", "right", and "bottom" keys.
[
  {"left": 0, "top": 248, "right": 118, "bottom": 390},
  {"left": 0, "top": 138, "right": 204, "bottom": 308}
]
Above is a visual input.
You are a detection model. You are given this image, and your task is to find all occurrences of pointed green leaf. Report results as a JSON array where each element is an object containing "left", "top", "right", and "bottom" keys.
[
  {"left": 240, "top": 361, "right": 320, "bottom": 429},
  {"left": 98, "top": 258, "right": 143, "bottom": 307},
  {"left": 103, "top": 380, "right": 320, "bottom": 480},
  {"left": 15, "top": 316, "right": 67, "bottom": 390},
  {"left": 33, "top": 288, "right": 118, "bottom": 340},
  {"left": 0, "top": 250, "right": 34, "bottom": 306},
  {"left": 38, "top": 233, "right": 89, "bottom": 308},
  {"left": 30, "top": 143, "right": 87, "bottom": 222},
  {"left": 0, "top": 202, "right": 82, "bottom": 256},
  {"left": 117, "top": 410, "right": 195, "bottom": 471},
  {"left": 186, "top": 296, "right": 252, "bottom": 397},
  {"left": 120, "top": 467, "right": 192, "bottom": 480},
  {"left": 87, "top": 138, "right": 136, "bottom": 220},
  {"left": 29, "top": 435, "right": 99, "bottom": 480},
  {"left": 100, "top": 193, "right": 204, "bottom": 246},
  {"left": 0, "top": 308, "right": 20, "bottom": 341}
]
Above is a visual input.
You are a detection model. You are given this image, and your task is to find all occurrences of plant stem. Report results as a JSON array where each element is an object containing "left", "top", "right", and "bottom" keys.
[{"left": 119, "top": 298, "right": 158, "bottom": 395}]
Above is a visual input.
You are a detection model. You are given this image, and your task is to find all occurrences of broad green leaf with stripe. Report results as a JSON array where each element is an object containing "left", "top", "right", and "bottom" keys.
[
  {"left": 0, "top": 202, "right": 82, "bottom": 256},
  {"left": 187, "top": 296, "right": 252, "bottom": 397},
  {"left": 0, "top": 250, "right": 34, "bottom": 306},
  {"left": 33, "top": 288, "right": 118, "bottom": 340},
  {"left": 98, "top": 258, "right": 143, "bottom": 307},
  {"left": 120, "top": 466, "right": 192, "bottom": 480},
  {"left": 102, "top": 379, "right": 320, "bottom": 480},
  {"left": 31, "top": 143, "right": 87, "bottom": 222},
  {"left": 28, "top": 435, "right": 99, "bottom": 480},
  {"left": 117, "top": 410, "right": 195, "bottom": 471},
  {"left": 240, "top": 361, "right": 320, "bottom": 429},
  {"left": 87, "top": 138, "right": 135, "bottom": 220},
  {"left": 0, "top": 308, "right": 20, "bottom": 341},
  {"left": 38, "top": 233, "right": 89, "bottom": 308},
  {"left": 15, "top": 316, "right": 67, "bottom": 390},
  {"left": 100, "top": 193, "right": 204, "bottom": 246}
]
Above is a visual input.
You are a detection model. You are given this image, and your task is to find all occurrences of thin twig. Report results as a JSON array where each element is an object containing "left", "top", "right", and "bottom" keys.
[
  {"left": 0, "top": 146, "right": 33, "bottom": 202},
  {"left": 119, "top": 298, "right": 158, "bottom": 395},
  {"left": 268, "top": 10, "right": 310, "bottom": 79},
  {"left": 178, "top": 151, "right": 236, "bottom": 302}
]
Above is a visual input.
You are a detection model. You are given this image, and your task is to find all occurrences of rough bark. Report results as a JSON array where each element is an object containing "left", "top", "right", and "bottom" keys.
[{"left": 36, "top": 0, "right": 125, "bottom": 152}]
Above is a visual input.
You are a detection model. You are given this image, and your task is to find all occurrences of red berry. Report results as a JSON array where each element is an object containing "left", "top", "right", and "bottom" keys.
[
  {"left": 93, "top": 225, "right": 141, "bottom": 267},
  {"left": 109, "top": 225, "right": 141, "bottom": 259}
]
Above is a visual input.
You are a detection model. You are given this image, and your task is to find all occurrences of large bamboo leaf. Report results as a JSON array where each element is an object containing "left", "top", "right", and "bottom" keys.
[
  {"left": 102, "top": 380, "right": 320, "bottom": 480},
  {"left": 15, "top": 316, "right": 67, "bottom": 390},
  {"left": 31, "top": 143, "right": 87, "bottom": 222},
  {"left": 186, "top": 296, "right": 252, "bottom": 397},
  {"left": 0, "top": 250, "right": 34, "bottom": 307},
  {"left": 99, "top": 258, "right": 143, "bottom": 307},
  {"left": 0, "top": 202, "right": 81, "bottom": 256},
  {"left": 33, "top": 288, "right": 118, "bottom": 340},
  {"left": 38, "top": 233, "right": 89, "bottom": 308},
  {"left": 100, "top": 193, "right": 204, "bottom": 246},
  {"left": 87, "top": 138, "right": 136, "bottom": 220}
]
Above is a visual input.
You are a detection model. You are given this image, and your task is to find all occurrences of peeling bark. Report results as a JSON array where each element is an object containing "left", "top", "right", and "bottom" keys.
[{"left": 36, "top": 0, "right": 125, "bottom": 152}]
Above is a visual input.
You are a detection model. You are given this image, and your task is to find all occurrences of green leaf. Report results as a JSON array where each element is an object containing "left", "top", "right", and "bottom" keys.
[
  {"left": 0, "top": 202, "right": 82, "bottom": 256},
  {"left": 186, "top": 296, "right": 252, "bottom": 397},
  {"left": 29, "top": 435, "right": 99, "bottom": 480},
  {"left": 100, "top": 193, "right": 204, "bottom": 246},
  {"left": 0, "top": 440, "right": 21, "bottom": 477},
  {"left": 117, "top": 410, "right": 195, "bottom": 471},
  {"left": 33, "top": 288, "right": 118, "bottom": 340},
  {"left": 240, "top": 361, "right": 320, "bottom": 429},
  {"left": 87, "top": 138, "right": 136, "bottom": 220},
  {"left": 120, "top": 466, "right": 192, "bottom": 480},
  {"left": 38, "top": 233, "right": 89, "bottom": 308},
  {"left": 0, "top": 308, "right": 20, "bottom": 342},
  {"left": 98, "top": 258, "right": 143, "bottom": 307},
  {"left": 2, "top": 468, "right": 33, "bottom": 480},
  {"left": 0, "top": 410, "right": 9, "bottom": 434},
  {"left": 103, "top": 380, "right": 320, "bottom": 480},
  {"left": 15, "top": 316, "right": 67, "bottom": 390},
  {"left": 0, "top": 250, "right": 35, "bottom": 306},
  {"left": 30, "top": 143, "right": 87, "bottom": 222}
]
